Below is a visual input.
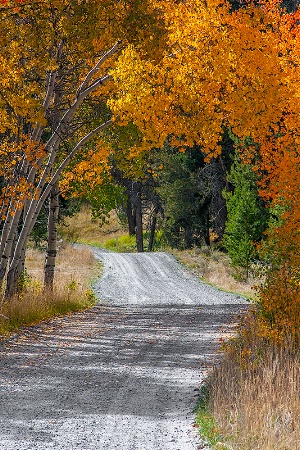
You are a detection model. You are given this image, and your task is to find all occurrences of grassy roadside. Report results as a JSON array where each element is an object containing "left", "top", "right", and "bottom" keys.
[
  {"left": 171, "top": 247, "right": 255, "bottom": 300},
  {"left": 195, "top": 325, "right": 300, "bottom": 450},
  {"left": 0, "top": 205, "right": 120, "bottom": 338},
  {"left": 0, "top": 244, "right": 100, "bottom": 337},
  {"left": 58, "top": 205, "right": 126, "bottom": 247}
]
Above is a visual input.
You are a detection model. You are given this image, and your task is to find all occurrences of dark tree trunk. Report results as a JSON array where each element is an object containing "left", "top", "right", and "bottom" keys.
[
  {"left": 44, "top": 181, "right": 59, "bottom": 291},
  {"left": 148, "top": 208, "right": 158, "bottom": 252},
  {"left": 204, "top": 211, "right": 211, "bottom": 247},
  {"left": 126, "top": 196, "right": 136, "bottom": 235},
  {"left": 135, "top": 188, "right": 144, "bottom": 252}
]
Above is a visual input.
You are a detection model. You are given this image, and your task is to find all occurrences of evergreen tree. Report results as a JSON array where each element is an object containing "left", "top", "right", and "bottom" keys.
[
  {"left": 156, "top": 143, "right": 211, "bottom": 249},
  {"left": 223, "top": 154, "right": 268, "bottom": 279}
]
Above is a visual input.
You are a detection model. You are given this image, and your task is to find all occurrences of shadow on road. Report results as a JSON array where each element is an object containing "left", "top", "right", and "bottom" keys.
[{"left": 0, "top": 304, "right": 247, "bottom": 449}]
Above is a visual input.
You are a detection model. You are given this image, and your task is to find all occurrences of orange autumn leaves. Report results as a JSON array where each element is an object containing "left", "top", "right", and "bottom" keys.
[
  {"left": 109, "top": 0, "right": 293, "bottom": 157},
  {"left": 60, "top": 146, "right": 111, "bottom": 197},
  {"left": 108, "top": 0, "right": 300, "bottom": 338},
  {"left": 1, "top": 0, "right": 300, "bottom": 332}
]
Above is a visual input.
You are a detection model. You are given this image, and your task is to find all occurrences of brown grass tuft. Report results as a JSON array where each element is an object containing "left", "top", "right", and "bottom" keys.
[
  {"left": 207, "top": 322, "right": 300, "bottom": 450},
  {"left": 0, "top": 244, "right": 100, "bottom": 336}
]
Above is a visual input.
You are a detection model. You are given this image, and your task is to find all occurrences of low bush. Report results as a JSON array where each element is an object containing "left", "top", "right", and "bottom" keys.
[{"left": 104, "top": 234, "right": 137, "bottom": 252}]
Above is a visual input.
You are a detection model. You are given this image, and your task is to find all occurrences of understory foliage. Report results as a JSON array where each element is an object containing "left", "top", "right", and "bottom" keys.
[
  {"left": 252, "top": 148, "right": 300, "bottom": 340},
  {"left": 155, "top": 140, "right": 231, "bottom": 249},
  {"left": 197, "top": 314, "right": 300, "bottom": 450}
]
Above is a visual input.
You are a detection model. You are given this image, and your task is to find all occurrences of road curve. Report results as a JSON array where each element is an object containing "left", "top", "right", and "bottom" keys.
[{"left": 0, "top": 249, "right": 248, "bottom": 450}]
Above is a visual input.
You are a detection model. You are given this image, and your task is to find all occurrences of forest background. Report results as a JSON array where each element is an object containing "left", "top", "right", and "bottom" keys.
[{"left": 0, "top": 0, "right": 300, "bottom": 449}]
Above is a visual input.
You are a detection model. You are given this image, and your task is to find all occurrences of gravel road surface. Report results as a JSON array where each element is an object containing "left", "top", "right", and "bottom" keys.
[{"left": 0, "top": 249, "right": 248, "bottom": 450}]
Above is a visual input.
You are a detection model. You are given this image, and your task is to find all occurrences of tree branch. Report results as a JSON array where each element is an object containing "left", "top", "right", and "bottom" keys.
[{"left": 76, "top": 40, "right": 122, "bottom": 97}]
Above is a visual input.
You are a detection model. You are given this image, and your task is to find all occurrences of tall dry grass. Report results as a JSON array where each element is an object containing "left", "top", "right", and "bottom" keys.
[
  {"left": 172, "top": 247, "right": 256, "bottom": 300},
  {"left": 0, "top": 244, "right": 100, "bottom": 336},
  {"left": 205, "top": 322, "right": 300, "bottom": 450}
]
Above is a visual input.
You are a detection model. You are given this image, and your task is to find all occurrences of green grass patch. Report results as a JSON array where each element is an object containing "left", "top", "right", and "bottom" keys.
[
  {"left": 195, "top": 383, "right": 232, "bottom": 450},
  {"left": 105, "top": 234, "right": 137, "bottom": 252},
  {"left": 90, "top": 230, "right": 165, "bottom": 253}
]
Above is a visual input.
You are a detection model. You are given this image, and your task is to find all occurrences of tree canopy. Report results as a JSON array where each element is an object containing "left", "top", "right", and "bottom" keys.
[{"left": 1, "top": 0, "right": 300, "bottom": 339}]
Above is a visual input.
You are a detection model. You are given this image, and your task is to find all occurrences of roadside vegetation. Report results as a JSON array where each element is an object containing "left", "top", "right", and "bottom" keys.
[
  {"left": 171, "top": 247, "right": 255, "bottom": 300},
  {"left": 0, "top": 244, "right": 99, "bottom": 337},
  {"left": 195, "top": 321, "right": 300, "bottom": 450}
]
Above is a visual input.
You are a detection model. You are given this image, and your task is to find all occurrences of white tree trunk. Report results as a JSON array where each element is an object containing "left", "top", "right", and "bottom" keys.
[
  {"left": 44, "top": 181, "right": 59, "bottom": 291},
  {"left": 3, "top": 41, "right": 121, "bottom": 298}
]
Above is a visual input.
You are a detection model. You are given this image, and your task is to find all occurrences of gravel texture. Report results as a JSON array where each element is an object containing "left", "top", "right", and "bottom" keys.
[
  {"left": 92, "top": 250, "right": 244, "bottom": 306},
  {"left": 0, "top": 249, "right": 248, "bottom": 449}
]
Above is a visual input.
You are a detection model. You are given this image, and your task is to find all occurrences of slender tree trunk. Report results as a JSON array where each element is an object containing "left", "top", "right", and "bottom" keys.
[
  {"left": 135, "top": 188, "right": 144, "bottom": 253},
  {"left": 148, "top": 208, "right": 158, "bottom": 252},
  {"left": 219, "top": 154, "right": 230, "bottom": 192},
  {"left": 0, "top": 209, "right": 22, "bottom": 285},
  {"left": 44, "top": 181, "right": 59, "bottom": 291},
  {"left": 126, "top": 196, "right": 136, "bottom": 235},
  {"left": 15, "top": 246, "right": 26, "bottom": 292},
  {"left": 5, "top": 244, "right": 27, "bottom": 298},
  {"left": 204, "top": 211, "right": 211, "bottom": 247}
]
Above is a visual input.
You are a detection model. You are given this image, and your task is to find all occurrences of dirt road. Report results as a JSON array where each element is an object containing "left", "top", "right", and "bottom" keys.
[{"left": 0, "top": 249, "right": 247, "bottom": 450}]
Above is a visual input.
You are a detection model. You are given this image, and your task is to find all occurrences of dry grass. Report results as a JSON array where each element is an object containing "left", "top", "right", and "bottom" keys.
[
  {"left": 0, "top": 244, "right": 100, "bottom": 336},
  {"left": 207, "top": 331, "right": 300, "bottom": 450},
  {"left": 58, "top": 204, "right": 126, "bottom": 246},
  {"left": 26, "top": 243, "right": 98, "bottom": 285},
  {"left": 0, "top": 205, "right": 126, "bottom": 337},
  {"left": 172, "top": 247, "right": 256, "bottom": 300}
]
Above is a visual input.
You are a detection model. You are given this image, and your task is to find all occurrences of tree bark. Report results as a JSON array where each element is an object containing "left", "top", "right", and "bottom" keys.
[
  {"left": 148, "top": 208, "right": 158, "bottom": 252},
  {"left": 204, "top": 211, "right": 211, "bottom": 247},
  {"left": 135, "top": 187, "right": 144, "bottom": 253},
  {"left": 0, "top": 208, "right": 22, "bottom": 286},
  {"left": 44, "top": 181, "right": 59, "bottom": 291},
  {"left": 126, "top": 196, "right": 136, "bottom": 236}
]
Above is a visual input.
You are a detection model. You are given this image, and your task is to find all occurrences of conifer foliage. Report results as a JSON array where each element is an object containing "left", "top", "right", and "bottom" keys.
[{"left": 223, "top": 154, "right": 268, "bottom": 280}]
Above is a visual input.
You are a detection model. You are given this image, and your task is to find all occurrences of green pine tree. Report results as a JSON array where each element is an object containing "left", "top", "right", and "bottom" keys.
[{"left": 223, "top": 154, "right": 268, "bottom": 280}]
